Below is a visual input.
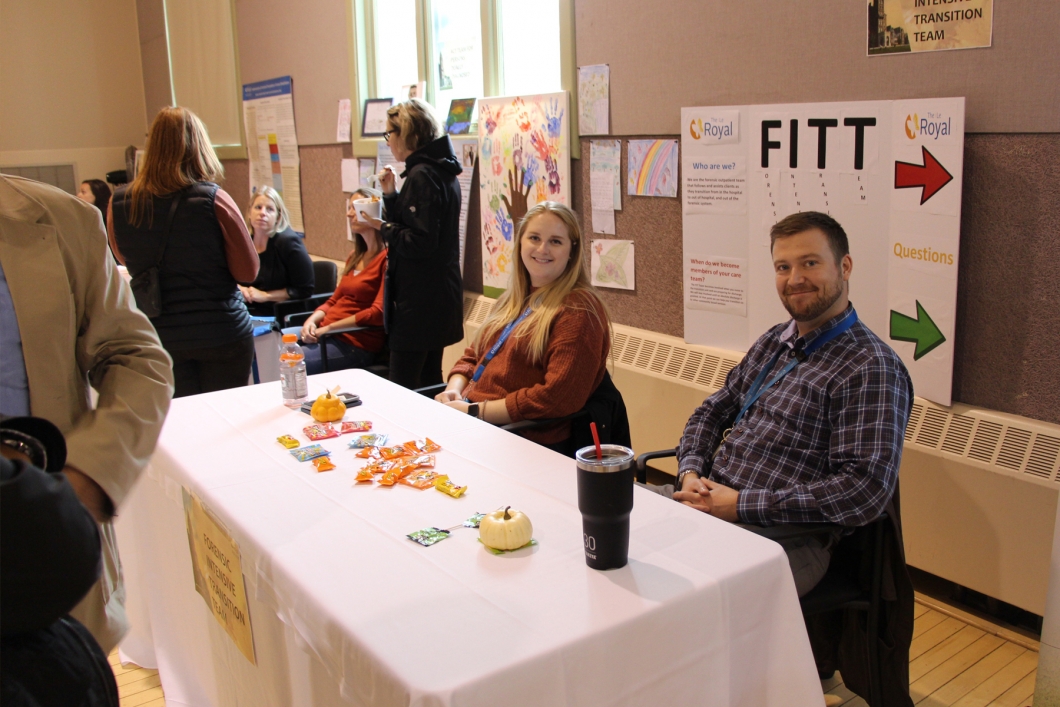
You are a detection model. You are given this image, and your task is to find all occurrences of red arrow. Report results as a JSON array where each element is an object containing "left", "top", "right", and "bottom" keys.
[{"left": 894, "top": 146, "right": 954, "bottom": 204}]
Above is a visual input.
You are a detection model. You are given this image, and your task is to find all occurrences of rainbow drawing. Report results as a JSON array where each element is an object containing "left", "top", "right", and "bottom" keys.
[{"left": 627, "top": 139, "right": 678, "bottom": 197}]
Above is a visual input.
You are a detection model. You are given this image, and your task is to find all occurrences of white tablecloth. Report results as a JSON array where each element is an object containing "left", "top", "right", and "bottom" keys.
[{"left": 116, "top": 370, "right": 822, "bottom": 707}]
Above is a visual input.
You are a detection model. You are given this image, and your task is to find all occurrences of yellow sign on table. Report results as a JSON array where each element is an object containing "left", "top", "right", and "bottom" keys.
[{"left": 183, "top": 488, "right": 256, "bottom": 664}]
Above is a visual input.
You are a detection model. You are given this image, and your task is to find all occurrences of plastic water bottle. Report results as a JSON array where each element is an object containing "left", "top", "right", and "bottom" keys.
[{"left": 279, "top": 334, "right": 308, "bottom": 408}]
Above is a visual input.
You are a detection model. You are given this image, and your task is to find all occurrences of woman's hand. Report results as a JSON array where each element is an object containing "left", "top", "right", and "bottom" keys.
[
  {"left": 443, "top": 399, "right": 470, "bottom": 414},
  {"left": 379, "top": 166, "right": 397, "bottom": 195},
  {"left": 243, "top": 286, "right": 269, "bottom": 303},
  {"left": 238, "top": 285, "right": 252, "bottom": 302},
  {"left": 301, "top": 313, "right": 325, "bottom": 344},
  {"left": 349, "top": 216, "right": 382, "bottom": 234},
  {"left": 435, "top": 388, "right": 463, "bottom": 403}
]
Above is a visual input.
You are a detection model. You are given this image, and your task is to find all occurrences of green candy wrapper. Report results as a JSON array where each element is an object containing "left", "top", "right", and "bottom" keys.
[{"left": 407, "top": 527, "right": 451, "bottom": 547}]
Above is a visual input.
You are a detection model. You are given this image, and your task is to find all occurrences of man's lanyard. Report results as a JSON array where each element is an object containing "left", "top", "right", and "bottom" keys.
[
  {"left": 470, "top": 306, "right": 533, "bottom": 384},
  {"left": 713, "top": 308, "right": 858, "bottom": 458}
]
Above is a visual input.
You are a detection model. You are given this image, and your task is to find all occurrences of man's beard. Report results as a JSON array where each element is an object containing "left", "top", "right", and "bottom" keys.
[{"left": 781, "top": 275, "right": 845, "bottom": 323}]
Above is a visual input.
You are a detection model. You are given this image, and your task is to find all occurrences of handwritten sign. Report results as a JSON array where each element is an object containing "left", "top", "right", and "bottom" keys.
[{"left": 183, "top": 488, "right": 255, "bottom": 664}]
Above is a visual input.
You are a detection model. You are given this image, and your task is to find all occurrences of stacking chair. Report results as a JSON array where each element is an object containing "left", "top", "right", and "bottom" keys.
[
  {"left": 635, "top": 449, "right": 889, "bottom": 706},
  {"left": 281, "top": 310, "right": 388, "bottom": 377},
  {"left": 271, "top": 260, "right": 338, "bottom": 325}
]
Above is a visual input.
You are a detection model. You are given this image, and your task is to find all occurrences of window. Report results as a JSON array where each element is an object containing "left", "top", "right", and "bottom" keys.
[
  {"left": 372, "top": 0, "right": 419, "bottom": 100},
  {"left": 431, "top": 0, "right": 484, "bottom": 118},
  {"left": 497, "top": 0, "right": 561, "bottom": 97},
  {"left": 350, "top": 0, "right": 576, "bottom": 156}
]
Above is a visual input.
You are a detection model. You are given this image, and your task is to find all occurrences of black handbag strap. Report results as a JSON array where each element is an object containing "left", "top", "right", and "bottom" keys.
[{"left": 148, "top": 191, "right": 184, "bottom": 270}]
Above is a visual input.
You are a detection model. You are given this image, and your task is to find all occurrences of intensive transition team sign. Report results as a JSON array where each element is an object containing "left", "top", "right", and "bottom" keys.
[{"left": 681, "top": 98, "right": 965, "bottom": 406}]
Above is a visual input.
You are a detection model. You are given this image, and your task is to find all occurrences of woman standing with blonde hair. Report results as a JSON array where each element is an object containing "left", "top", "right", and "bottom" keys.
[
  {"left": 436, "top": 202, "right": 612, "bottom": 454},
  {"left": 109, "top": 107, "right": 259, "bottom": 397},
  {"left": 358, "top": 98, "right": 464, "bottom": 389},
  {"left": 240, "top": 185, "right": 314, "bottom": 316}
]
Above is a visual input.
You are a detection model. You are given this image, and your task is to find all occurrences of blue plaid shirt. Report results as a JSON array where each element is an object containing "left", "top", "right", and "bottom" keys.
[{"left": 677, "top": 305, "right": 913, "bottom": 527}]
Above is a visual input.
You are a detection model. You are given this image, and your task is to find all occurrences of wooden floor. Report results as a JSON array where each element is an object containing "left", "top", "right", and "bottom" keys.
[
  {"left": 110, "top": 595, "right": 1038, "bottom": 707},
  {"left": 823, "top": 594, "right": 1039, "bottom": 706}
]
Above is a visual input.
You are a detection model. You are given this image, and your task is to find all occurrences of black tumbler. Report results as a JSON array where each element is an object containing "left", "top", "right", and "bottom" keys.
[{"left": 576, "top": 444, "right": 635, "bottom": 570}]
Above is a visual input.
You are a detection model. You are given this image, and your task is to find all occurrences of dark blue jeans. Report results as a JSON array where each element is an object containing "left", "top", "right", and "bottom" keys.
[{"left": 302, "top": 337, "right": 377, "bottom": 375}]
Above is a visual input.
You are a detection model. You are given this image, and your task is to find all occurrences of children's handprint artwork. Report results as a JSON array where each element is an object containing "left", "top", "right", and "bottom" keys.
[{"left": 478, "top": 92, "right": 570, "bottom": 295}]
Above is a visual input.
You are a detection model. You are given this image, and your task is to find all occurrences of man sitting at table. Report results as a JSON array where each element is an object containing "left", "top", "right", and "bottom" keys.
[
  {"left": 660, "top": 210, "right": 912, "bottom": 593},
  {"left": 651, "top": 211, "right": 915, "bottom": 705}
]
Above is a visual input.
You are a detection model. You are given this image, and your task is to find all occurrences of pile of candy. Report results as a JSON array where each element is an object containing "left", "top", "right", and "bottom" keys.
[{"left": 277, "top": 425, "right": 466, "bottom": 496}]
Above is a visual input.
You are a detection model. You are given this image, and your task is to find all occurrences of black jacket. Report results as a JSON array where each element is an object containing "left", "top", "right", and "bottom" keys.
[
  {"left": 113, "top": 182, "right": 253, "bottom": 351},
  {"left": 1, "top": 457, "right": 118, "bottom": 707},
  {"left": 248, "top": 227, "right": 315, "bottom": 316},
  {"left": 381, "top": 136, "right": 464, "bottom": 351}
]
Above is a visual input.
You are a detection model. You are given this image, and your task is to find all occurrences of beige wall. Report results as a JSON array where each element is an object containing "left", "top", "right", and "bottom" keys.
[
  {"left": 575, "top": 0, "right": 1060, "bottom": 134},
  {"left": 234, "top": 0, "right": 351, "bottom": 146},
  {"left": 0, "top": 0, "right": 148, "bottom": 185}
]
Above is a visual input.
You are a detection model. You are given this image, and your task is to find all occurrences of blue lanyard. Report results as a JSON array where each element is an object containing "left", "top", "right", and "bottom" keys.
[
  {"left": 470, "top": 306, "right": 533, "bottom": 384},
  {"left": 730, "top": 308, "right": 859, "bottom": 430}
]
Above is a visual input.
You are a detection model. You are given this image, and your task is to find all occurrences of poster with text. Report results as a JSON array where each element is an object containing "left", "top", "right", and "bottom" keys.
[
  {"left": 478, "top": 93, "right": 570, "bottom": 297},
  {"left": 867, "top": 0, "right": 992, "bottom": 55},
  {"left": 243, "top": 77, "right": 303, "bottom": 231},
  {"left": 681, "top": 98, "right": 964, "bottom": 405},
  {"left": 451, "top": 136, "right": 477, "bottom": 272}
]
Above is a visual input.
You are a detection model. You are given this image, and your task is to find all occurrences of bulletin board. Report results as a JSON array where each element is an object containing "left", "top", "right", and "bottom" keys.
[{"left": 681, "top": 97, "right": 965, "bottom": 406}]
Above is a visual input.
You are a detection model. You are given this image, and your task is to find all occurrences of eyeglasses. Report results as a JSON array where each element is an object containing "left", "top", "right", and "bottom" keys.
[{"left": 383, "top": 129, "right": 398, "bottom": 143}]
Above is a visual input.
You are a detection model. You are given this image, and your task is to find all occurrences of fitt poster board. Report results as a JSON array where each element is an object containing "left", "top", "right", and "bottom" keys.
[{"left": 682, "top": 98, "right": 964, "bottom": 405}]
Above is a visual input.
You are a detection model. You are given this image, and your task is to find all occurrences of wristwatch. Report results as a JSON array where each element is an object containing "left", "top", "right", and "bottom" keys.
[
  {"left": 676, "top": 468, "right": 700, "bottom": 490},
  {"left": 467, "top": 403, "right": 480, "bottom": 419}
]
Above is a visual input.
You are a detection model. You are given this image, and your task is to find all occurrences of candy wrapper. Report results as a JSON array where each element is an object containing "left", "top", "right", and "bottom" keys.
[
  {"left": 463, "top": 513, "right": 486, "bottom": 528},
  {"left": 276, "top": 434, "right": 300, "bottom": 449},
  {"left": 355, "top": 468, "right": 375, "bottom": 483},
  {"left": 312, "top": 456, "right": 336, "bottom": 472},
  {"left": 347, "top": 433, "right": 389, "bottom": 449},
  {"left": 339, "top": 420, "right": 373, "bottom": 434},
  {"left": 403, "top": 438, "right": 442, "bottom": 454},
  {"left": 407, "top": 528, "right": 450, "bottom": 547},
  {"left": 406, "top": 455, "right": 435, "bottom": 469},
  {"left": 401, "top": 469, "right": 443, "bottom": 489},
  {"left": 290, "top": 444, "right": 330, "bottom": 462},
  {"left": 434, "top": 476, "right": 467, "bottom": 498},
  {"left": 355, "top": 446, "right": 383, "bottom": 460},
  {"left": 378, "top": 468, "right": 401, "bottom": 486},
  {"left": 304, "top": 423, "right": 340, "bottom": 441},
  {"left": 379, "top": 446, "right": 410, "bottom": 460}
]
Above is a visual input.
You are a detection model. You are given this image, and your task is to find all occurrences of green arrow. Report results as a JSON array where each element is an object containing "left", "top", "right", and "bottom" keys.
[{"left": 890, "top": 301, "right": 946, "bottom": 360}]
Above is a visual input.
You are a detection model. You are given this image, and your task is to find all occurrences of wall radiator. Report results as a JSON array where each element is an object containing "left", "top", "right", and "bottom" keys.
[{"left": 448, "top": 292, "right": 1060, "bottom": 615}]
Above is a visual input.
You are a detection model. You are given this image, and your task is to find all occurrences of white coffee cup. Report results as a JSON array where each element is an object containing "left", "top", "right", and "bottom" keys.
[{"left": 354, "top": 198, "right": 381, "bottom": 223}]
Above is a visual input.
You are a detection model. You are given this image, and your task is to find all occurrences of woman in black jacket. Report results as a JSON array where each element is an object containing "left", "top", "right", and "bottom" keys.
[
  {"left": 240, "top": 186, "right": 315, "bottom": 317},
  {"left": 360, "top": 98, "right": 463, "bottom": 389}
]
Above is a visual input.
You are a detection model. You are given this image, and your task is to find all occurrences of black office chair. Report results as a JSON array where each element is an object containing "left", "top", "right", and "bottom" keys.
[
  {"left": 271, "top": 260, "right": 339, "bottom": 325},
  {"left": 281, "top": 310, "right": 388, "bottom": 376},
  {"left": 416, "top": 370, "right": 631, "bottom": 455},
  {"left": 635, "top": 449, "right": 889, "bottom": 706}
]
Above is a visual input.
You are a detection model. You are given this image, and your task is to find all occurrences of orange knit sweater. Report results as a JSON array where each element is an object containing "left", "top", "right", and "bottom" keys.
[{"left": 449, "top": 290, "right": 610, "bottom": 444}]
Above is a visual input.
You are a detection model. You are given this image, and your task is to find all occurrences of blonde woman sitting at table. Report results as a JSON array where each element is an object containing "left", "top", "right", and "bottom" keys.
[
  {"left": 436, "top": 202, "right": 611, "bottom": 455},
  {"left": 298, "top": 188, "right": 387, "bottom": 374},
  {"left": 240, "top": 186, "right": 314, "bottom": 317}
]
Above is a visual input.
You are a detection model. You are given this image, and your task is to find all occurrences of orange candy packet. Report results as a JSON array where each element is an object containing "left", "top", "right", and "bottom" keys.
[
  {"left": 403, "top": 438, "right": 441, "bottom": 454},
  {"left": 313, "top": 456, "right": 336, "bottom": 472},
  {"left": 401, "top": 470, "right": 442, "bottom": 489}
]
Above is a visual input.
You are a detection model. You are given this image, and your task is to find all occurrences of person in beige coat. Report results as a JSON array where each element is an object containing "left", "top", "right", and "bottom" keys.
[{"left": 0, "top": 174, "right": 174, "bottom": 653}]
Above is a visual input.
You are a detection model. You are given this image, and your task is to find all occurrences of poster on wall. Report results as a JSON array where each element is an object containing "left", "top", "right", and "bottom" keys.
[
  {"left": 478, "top": 92, "right": 570, "bottom": 297},
  {"left": 243, "top": 76, "right": 303, "bottom": 231},
  {"left": 451, "top": 136, "right": 477, "bottom": 272},
  {"left": 681, "top": 98, "right": 965, "bottom": 405},
  {"left": 867, "top": 0, "right": 992, "bottom": 55}
]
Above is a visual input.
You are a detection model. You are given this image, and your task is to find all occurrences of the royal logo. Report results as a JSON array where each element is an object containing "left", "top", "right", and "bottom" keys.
[
  {"left": 689, "top": 118, "right": 734, "bottom": 142},
  {"left": 905, "top": 111, "right": 951, "bottom": 141}
]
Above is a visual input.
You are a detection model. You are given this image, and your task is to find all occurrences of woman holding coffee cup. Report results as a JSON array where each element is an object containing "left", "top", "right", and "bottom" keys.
[
  {"left": 298, "top": 189, "right": 387, "bottom": 374},
  {"left": 435, "top": 202, "right": 612, "bottom": 456},
  {"left": 356, "top": 98, "right": 464, "bottom": 390}
]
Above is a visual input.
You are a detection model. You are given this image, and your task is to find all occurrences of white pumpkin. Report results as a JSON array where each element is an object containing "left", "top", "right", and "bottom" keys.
[{"left": 479, "top": 506, "right": 533, "bottom": 551}]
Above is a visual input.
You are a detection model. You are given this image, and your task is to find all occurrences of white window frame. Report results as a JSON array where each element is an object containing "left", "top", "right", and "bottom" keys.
[{"left": 347, "top": 0, "right": 579, "bottom": 158}]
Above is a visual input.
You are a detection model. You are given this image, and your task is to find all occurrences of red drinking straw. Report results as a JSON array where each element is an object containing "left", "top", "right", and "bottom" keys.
[{"left": 590, "top": 421, "right": 603, "bottom": 461}]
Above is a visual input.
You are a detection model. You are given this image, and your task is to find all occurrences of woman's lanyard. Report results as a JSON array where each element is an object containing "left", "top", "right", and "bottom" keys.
[
  {"left": 468, "top": 306, "right": 533, "bottom": 387},
  {"left": 713, "top": 308, "right": 858, "bottom": 458}
]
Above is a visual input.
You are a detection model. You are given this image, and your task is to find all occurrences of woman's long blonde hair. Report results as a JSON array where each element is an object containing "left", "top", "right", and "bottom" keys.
[
  {"left": 474, "top": 202, "right": 609, "bottom": 365},
  {"left": 125, "top": 106, "right": 224, "bottom": 226},
  {"left": 245, "top": 186, "right": 292, "bottom": 236}
]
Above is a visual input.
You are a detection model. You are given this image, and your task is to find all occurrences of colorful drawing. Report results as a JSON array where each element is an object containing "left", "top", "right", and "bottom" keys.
[
  {"left": 478, "top": 92, "right": 570, "bottom": 296},
  {"left": 591, "top": 239, "right": 635, "bottom": 290},
  {"left": 627, "top": 139, "right": 679, "bottom": 197},
  {"left": 446, "top": 98, "right": 477, "bottom": 135},
  {"left": 578, "top": 65, "right": 610, "bottom": 135}
]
